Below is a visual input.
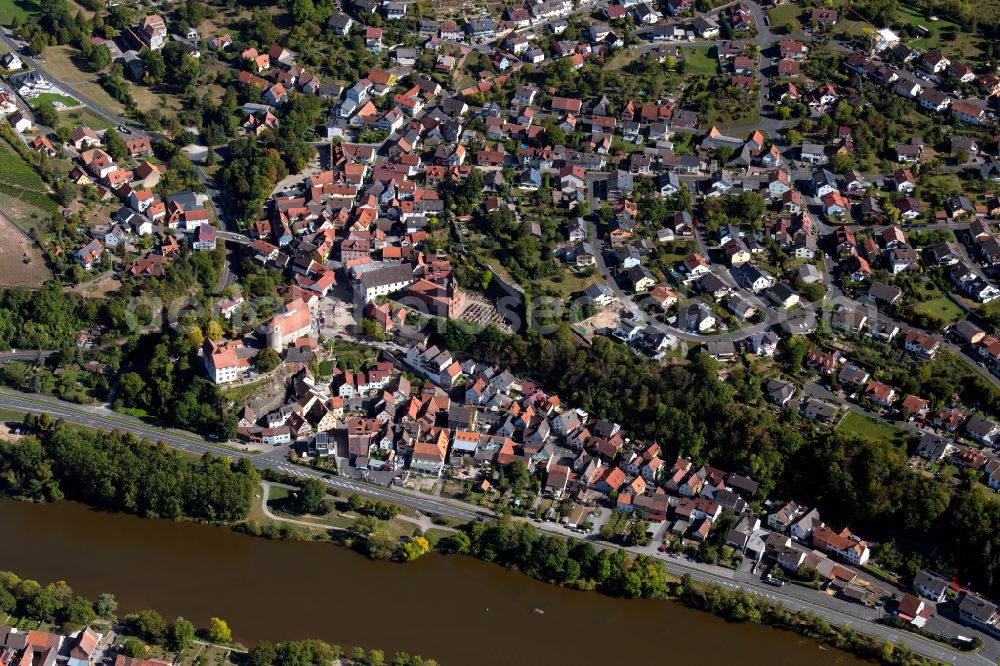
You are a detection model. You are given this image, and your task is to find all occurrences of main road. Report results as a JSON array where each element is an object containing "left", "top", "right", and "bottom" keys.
[
  {"left": 0, "top": 387, "right": 995, "bottom": 663},
  {"left": 0, "top": 388, "right": 480, "bottom": 521},
  {"left": 0, "top": 29, "right": 140, "bottom": 134}
]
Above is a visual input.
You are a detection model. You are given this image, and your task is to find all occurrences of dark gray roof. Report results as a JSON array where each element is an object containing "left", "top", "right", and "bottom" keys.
[{"left": 913, "top": 570, "right": 950, "bottom": 598}]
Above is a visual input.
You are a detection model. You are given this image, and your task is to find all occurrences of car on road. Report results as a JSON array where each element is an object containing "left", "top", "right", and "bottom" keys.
[
  {"left": 322, "top": 474, "right": 332, "bottom": 479},
  {"left": 118, "top": 126, "right": 132, "bottom": 134},
  {"left": 763, "top": 574, "right": 785, "bottom": 587}
]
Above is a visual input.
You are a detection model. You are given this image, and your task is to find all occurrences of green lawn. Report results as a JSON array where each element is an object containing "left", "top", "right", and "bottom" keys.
[
  {"left": 0, "top": 408, "right": 27, "bottom": 422},
  {"left": 604, "top": 48, "right": 641, "bottom": 71},
  {"left": 329, "top": 339, "right": 379, "bottom": 370},
  {"left": 61, "top": 106, "right": 114, "bottom": 131},
  {"left": 913, "top": 295, "right": 964, "bottom": 325},
  {"left": 0, "top": 0, "right": 39, "bottom": 26},
  {"left": 683, "top": 46, "right": 718, "bottom": 75},
  {"left": 29, "top": 92, "right": 78, "bottom": 109},
  {"left": 268, "top": 485, "right": 291, "bottom": 502},
  {"left": 896, "top": 7, "right": 984, "bottom": 60},
  {"left": 767, "top": 3, "right": 805, "bottom": 34},
  {"left": 706, "top": 105, "right": 761, "bottom": 131},
  {"left": 839, "top": 411, "right": 907, "bottom": 447}
]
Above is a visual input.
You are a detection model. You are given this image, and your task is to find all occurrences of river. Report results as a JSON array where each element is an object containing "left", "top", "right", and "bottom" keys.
[{"left": 0, "top": 499, "right": 861, "bottom": 665}]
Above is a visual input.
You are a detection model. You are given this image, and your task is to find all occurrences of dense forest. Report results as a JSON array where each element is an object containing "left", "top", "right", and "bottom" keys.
[
  {"left": 0, "top": 424, "right": 258, "bottom": 522},
  {"left": 438, "top": 322, "right": 1000, "bottom": 595}
]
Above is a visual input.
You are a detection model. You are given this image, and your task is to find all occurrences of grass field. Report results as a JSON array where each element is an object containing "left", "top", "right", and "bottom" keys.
[
  {"left": 0, "top": 190, "right": 50, "bottom": 234},
  {"left": 0, "top": 0, "right": 39, "bottom": 25},
  {"left": 706, "top": 104, "right": 761, "bottom": 131},
  {"left": 330, "top": 339, "right": 380, "bottom": 369},
  {"left": 29, "top": 92, "right": 78, "bottom": 109},
  {"left": 913, "top": 295, "right": 965, "bottom": 325},
  {"left": 41, "top": 46, "right": 94, "bottom": 84},
  {"left": 684, "top": 46, "right": 718, "bottom": 75},
  {"left": 767, "top": 3, "right": 805, "bottom": 34},
  {"left": 131, "top": 85, "right": 182, "bottom": 115},
  {"left": 61, "top": 106, "right": 114, "bottom": 131},
  {"left": 75, "top": 82, "right": 123, "bottom": 114},
  {"left": 538, "top": 268, "right": 599, "bottom": 298},
  {"left": 0, "top": 208, "right": 50, "bottom": 288},
  {"left": 41, "top": 47, "right": 124, "bottom": 114},
  {"left": 896, "top": 7, "right": 984, "bottom": 60},
  {"left": 0, "top": 144, "right": 50, "bottom": 197},
  {"left": 839, "top": 411, "right": 908, "bottom": 447},
  {"left": 604, "top": 48, "right": 641, "bottom": 71},
  {"left": 219, "top": 376, "right": 274, "bottom": 405}
]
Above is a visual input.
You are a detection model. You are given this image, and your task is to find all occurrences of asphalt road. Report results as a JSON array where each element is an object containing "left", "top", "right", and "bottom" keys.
[
  {"left": 511, "top": 514, "right": 994, "bottom": 665},
  {"left": 0, "top": 387, "right": 995, "bottom": 662},
  {"left": 0, "top": 29, "right": 138, "bottom": 134},
  {"left": 0, "top": 388, "right": 480, "bottom": 521}
]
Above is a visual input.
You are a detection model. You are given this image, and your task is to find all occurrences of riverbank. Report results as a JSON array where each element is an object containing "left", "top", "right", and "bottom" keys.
[
  {"left": 0, "top": 419, "right": 978, "bottom": 664},
  {"left": 0, "top": 497, "right": 863, "bottom": 666},
  {"left": 0, "top": 567, "right": 435, "bottom": 666},
  {"left": 241, "top": 477, "right": 951, "bottom": 666}
]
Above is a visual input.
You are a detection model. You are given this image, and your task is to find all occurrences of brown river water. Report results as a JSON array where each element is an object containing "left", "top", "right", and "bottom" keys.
[{"left": 0, "top": 499, "right": 862, "bottom": 665}]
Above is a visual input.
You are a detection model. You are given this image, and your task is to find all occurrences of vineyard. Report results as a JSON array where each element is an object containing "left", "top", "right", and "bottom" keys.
[{"left": 0, "top": 137, "right": 58, "bottom": 230}]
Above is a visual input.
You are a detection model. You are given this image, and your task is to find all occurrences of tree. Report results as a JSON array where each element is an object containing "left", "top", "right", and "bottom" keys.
[
  {"left": 34, "top": 102, "right": 59, "bottom": 129},
  {"left": 104, "top": 129, "right": 129, "bottom": 162},
  {"left": 182, "top": 327, "right": 204, "bottom": 354},
  {"left": 93, "top": 593, "right": 117, "bottom": 620},
  {"left": 361, "top": 317, "right": 387, "bottom": 341},
  {"left": 734, "top": 191, "right": 765, "bottom": 226},
  {"left": 85, "top": 43, "right": 111, "bottom": 71},
  {"left": 626, "top": 519, "right": 651, "bottom": 546},
  {"left": 255, "top": 347, "right": 280, "bottom": 373},
  {"left": 119, "top": 638, "right": 148, "bottom": 659},
  {"left": 141, "top": 49, "right": 166, "bottom": 84},
  {"left": 207, "top": 617, "right": 232, "bottom": 644},
  {"left": 830, "top": 151, "right": 855, "bottom": 174},
  {"left": 26, "top": 585, "right": 59, "bottom": 620},
  {"left": 440, "top": 531, "right": 471, "bottom": 554},
  {"left": 169, "top": 617, "right": 196, "bottom": 652},
  {"left": 781, "top": 335, "right": 810, "bottom": 373},
  {"left": 290, "top": 0, "right": 316, "bottom": 23},
  {"left": 297, "top": 478, "right": 327, "bottom": 514},
  {"left": 118, "top": 372, "right": 148, "bottom": 409},
  {"left": 0, "top": 587, "right": 15, "bottom": 615},
  {"left": 346, "top": 493, "right": 365, "bottom": 512},
  {"left": 353, "top": 515, "right": 396, "bottom": 560},
  {"left": 399, "top": 535, "right": 430, "bottom": 561},
  {"left": 58, "top": 596, "right": 96, "bottom": 629},
  {"left": 205, "top": 320, "right": 223, "bottom": 341},
  {"left": 127, "top": 609, "right": 166, "bottom": 642},
  {"left": 248, "top": 641, "right": 277, "bottom": 666}
]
